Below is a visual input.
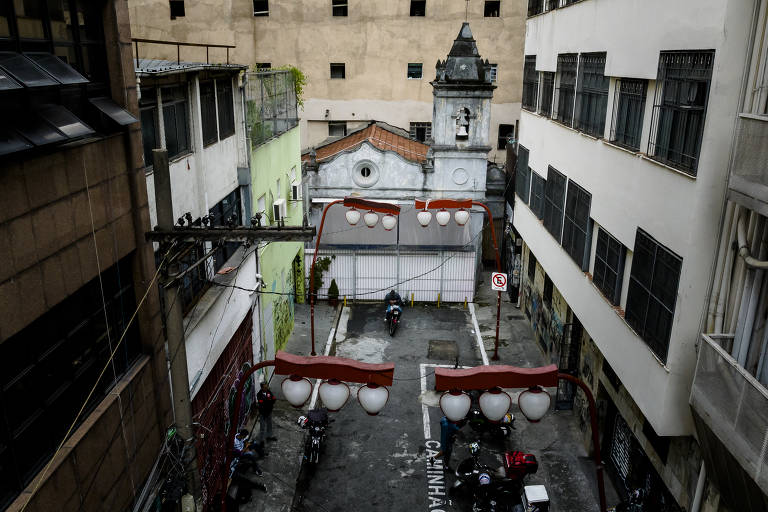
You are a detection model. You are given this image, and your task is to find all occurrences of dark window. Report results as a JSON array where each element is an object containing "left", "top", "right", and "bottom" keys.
[
  {"left": 0, "top": 255, "right": 141, "bottom": 508},
  {"left": 217, "top": 79, "right": 235, "bottom": 139},
  {"left": 539, "top": 72, "right": 554, "bottom": 117},
  {"left": 253, "top": 0, "right": 268, "bottom": 16},
  {"left": 140, "top": 89, "right": 158, "bottom": 168},
  {"left": 642, "top": 420, "right": 670, "bottom": 464},
  {"left": 332, "top": 0, "right": 347, "bottom": 16},
  {"left": 484, "top": 1, "right": 500, "bottom": 16},
  {"left": 330, "top": 62, "right": 345, "bottom": 79},
  {"left": 527, "top": 0, "right": 542, "bottom": 17},
  {"left": 528, "top": 251, "right": 537, "bottom": 281},
  {"left": 170, "top": 0, "right": 185, "bottom": 18},
  {"left": 593, "top": 228, "right": 626, "bottom": 305},
  {"left": 410, "top": 122, "right": 431, "bottom": 142},
  {"left": 407, "top": 63, "right": 423, "bottom": 79},
  {"left": 522, "top": 56, "right": 538, "bottom": 111},
  {"left": 610, "top": 78, "right": 647, "bottom": 150},
  {"left": 410, "top": 0, "right": 426, "bottom": 16},
  {"left": 561, "top": 180, "right": 592, "bottom": 270},
  {"left": 542, "top": 166, "right": 566, "bottom": 242},
  {"left": 543, "top": 274, "right": 553, "bottom": 307},
  {"left": 648, "top": 50, "right": 714, "bottom": 175},
  {"left": 210, "top": 189, "right": 243, "bottom": 270},
  {"left": 200, "top": 81, "right": 218, "bottom": 146},
  {"left": 329, "top": 121, "right": 346, "bottom": 137},
  {"left": 554, "top": 54, "right": 577, "bottom": 126},
  {"left": 176, "top": 242, "right": 211, "bottom": 313},
  {"left": 602, "top": 359, "right": 621, "bottom": 390},
  {"left": 515, "top": 145, "right": 530, "bottom": 204},
  {"left": 489, "top": 63, "right": 497, "bottom": 83},
  {"left": 575, "top": 52, "right": 609, "bottom": 137},
  {"left": 255, "top": 62, "right": 271, "bottom": 70},
  {"left": 162, "top": 85, "right": 190, "bottom": 159},
  {"left": 625, "top": 229, "right": 682, "bottom": 363},
  {"left": 497, "top": 124, "right": 514, "bottom": 150},
  {"left": 530, "top": 172, "right": 546, "bottom": 219},
  {"left": 546, "top": 0, "right": 559, "bottom": 10}
]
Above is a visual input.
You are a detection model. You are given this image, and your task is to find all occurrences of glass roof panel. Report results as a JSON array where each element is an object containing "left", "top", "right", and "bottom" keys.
[
  {"left": 26, "top": 53, "right": 88, "bottom": 84},
  {"left": 0, "top": 68, "right": 22, "bottom": 90},
  {"left": 37, "top": 104, "right": 94, "bottom": 139},
  {"left": 0, "top": 52, "right": 58, "bottom": 87},
  {"left": 0, "top": 128, "right": 33, "bottom": 156},
  {"left": 88, "top": 97, "right": 138, "bottom": 125},
  {"left": 16, "top": 116, "right": 67, "bottom": 145}
]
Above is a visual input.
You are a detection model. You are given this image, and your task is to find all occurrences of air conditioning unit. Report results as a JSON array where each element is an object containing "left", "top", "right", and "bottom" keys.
[
  {"left": 291, "top": 182, "right": 301, "bottom": 201},
  {"left": 272, "top": 198, "right": 287, "bottom": 223}
]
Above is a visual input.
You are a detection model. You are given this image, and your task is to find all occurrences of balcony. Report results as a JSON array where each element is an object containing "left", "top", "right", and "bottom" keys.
[
  {"left": 729, "top": 114, "right": 768, "bottom": 215},
  {"left": 690, "top": 334, "right": 768, "bottom": 504}
]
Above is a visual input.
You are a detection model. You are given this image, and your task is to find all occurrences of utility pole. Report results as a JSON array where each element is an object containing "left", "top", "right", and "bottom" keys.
[{"left": 153, "top": 149, "right": 201, "bottom": 505}]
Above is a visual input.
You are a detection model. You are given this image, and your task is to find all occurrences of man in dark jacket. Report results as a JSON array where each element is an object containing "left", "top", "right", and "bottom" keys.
[
  {"left": 384, "top": 289, "right": 403, "bottom": 322},
  {"left": 257, "top": 381, "right": 278, "bottom": 444}
]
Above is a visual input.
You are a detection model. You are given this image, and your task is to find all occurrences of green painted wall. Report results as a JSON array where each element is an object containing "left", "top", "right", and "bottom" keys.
[{"left": 251, "top": 126, "right": 304, "bottom": 354}]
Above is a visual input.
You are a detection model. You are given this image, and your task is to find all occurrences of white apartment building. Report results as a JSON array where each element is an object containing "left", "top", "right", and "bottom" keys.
[{"left": 513, "top": 0, "right": 758, "bottom": 509}]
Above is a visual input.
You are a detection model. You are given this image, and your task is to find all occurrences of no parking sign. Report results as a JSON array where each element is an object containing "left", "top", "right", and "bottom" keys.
[{"left": 491, "top": 272, "right": 507, "bottom": 291}]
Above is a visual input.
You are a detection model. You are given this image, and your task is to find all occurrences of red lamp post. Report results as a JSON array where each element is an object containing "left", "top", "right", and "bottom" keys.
[
  {"left": 434, "top": 365, "right": 607, "bottom": 512},
  {"left": 414, "top": 198, "right": 503, "bottom": 360},
  {"left": 309, "top": 197, "right": 401, "bottom": 355},
  {"left": 220, "top": 351, "right": 395, "bottom": 511}
]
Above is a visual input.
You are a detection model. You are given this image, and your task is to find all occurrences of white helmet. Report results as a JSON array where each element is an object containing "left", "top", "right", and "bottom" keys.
[{"left": 297, "top": 415, "right": 308, "bottom": 427}]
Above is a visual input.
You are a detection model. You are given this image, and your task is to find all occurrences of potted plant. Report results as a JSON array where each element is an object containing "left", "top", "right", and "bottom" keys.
[{"left": 327, "top": 279, "right": 339, "bottom": 307}]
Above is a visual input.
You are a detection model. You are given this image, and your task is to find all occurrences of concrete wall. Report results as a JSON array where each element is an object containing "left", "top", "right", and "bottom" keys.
[{"left": 126, "top": 0, "right": 525, "bottom": 163}]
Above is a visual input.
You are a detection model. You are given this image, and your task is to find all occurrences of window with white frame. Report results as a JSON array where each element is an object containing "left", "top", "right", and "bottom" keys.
[
  {"left": 610, "top": 78, "right": 647, "bottom": 150},
  {"left": 554, "top": 54, "right": 577, "bottom": 127},
  {"left": 575, "top": 52, "right": 609, "bottom": 137},
  {"left": 539, "top": 72, "right": 555, "bottom": 117},
  {"left": 522, "top": 56, "right": 538, "bottom": 111}
]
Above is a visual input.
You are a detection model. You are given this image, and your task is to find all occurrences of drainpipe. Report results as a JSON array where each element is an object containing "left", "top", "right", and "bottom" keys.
[
  {"left": 709, "top": 202, "right": 735, "bottom": 332},
  {"left": 735, "top": 216, "right": 768, "bottom": 365},
  {"left": 733, "top": 215, "right": 763, "bottom": 359},
  {"left": 714, "top": 205, "right": 740, "bottom": 333},
  {"left": 737, "top": 213, "right": 768, "bottom": 269},
  {"left": 690, "top": 462, "right": 706, "bottom": 512},
  {"left": 726, "top": 212, "right": 757, "bottom": 332}
]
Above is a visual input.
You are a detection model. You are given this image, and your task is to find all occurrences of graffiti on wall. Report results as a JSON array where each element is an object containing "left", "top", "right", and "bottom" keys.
[
  {"left": 522, "top": 280, "right": 564, "bottom": 362},
  {"left": 273, "top": 296, "right": 293, "bottom": 351}
]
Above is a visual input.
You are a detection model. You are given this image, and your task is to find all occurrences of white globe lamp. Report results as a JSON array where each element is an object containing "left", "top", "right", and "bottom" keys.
[
  {"left": 357, "top": 383, "right": 390, "bottom": 415},
  {"left": 479, "top": 387, "right": 512, "bottom": 422},
  {"left": 345, "top": 208, "right": 361, "bottom": 226},
  {"left": 517, "top": 386, "right": 551, "bottom": 423},
  {"left": 454, "top": 208, "right": 470, "bottom": 226},
  {"left": 318, "top": 378, "right": 350, "bottom": 412},
  {"left": 281, "top": 375, "right": 313, "bottom": 408},
  {"left": 439, "top": 390, "right": 472, "bottom": 422},
  {"left": 435, "top": 209, "right": 451, "bottom": 226},
  {"left": 381, "top": 214, "right": 397, "bottom": 231},
  {"left": 364, "top": 210, "right": 379, "bottom": 228},
  {"left": 417, "top": 210, "right": 432, "bottom": 227}
]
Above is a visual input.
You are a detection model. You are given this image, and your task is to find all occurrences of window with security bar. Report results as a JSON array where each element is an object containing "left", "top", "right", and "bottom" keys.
[
  {"left": 554, "top": 54, "right": 577, "bottom": 127},
  {"left": 200, "top": 81, "right": 218, "bottom": 146},
  {"left": 648, "top": 50, "right": 714, "bottom": 176},
  {"left": 542, "top": 166, "right": 566, "bottom": 242},
  {"left": 410, "top": 122, "right": 431, "bottom": 142},
  {"left": 515, "top": 145, "right": 531, "bottom": 204},
  {"left": 530, "top": 172, "right": 546, "bottom": 219},
  {"left": 527, "top": 0, "right": 542, "bottom": 17},
  {"left": 161, "top": 85, "right": 190, "bottom": 159},
  {"left": 217, "top": 79, "right": 235, "bottom": 139},
  {"left": 545, "top": 0, "right": 558, "bottom": 11},
  {"left": 522, "top": 56, "right": 538, "bottom": 111},
  {"left": 610, "top": 78, "right": 647, "bottom": 150},
  {"left": 561, "top": 179, "right": 591, "bottom": 270},
  {"left": 593, "top": 227, "right": 626, "bottom": 305},
  {"left": 575, "top": 52, "right": 608, "bottom": 137},
  {"left": 625, "top": 229, "right": 682, "bottom": 363},
  {"left": 539, "top": 72, "right": 554, "bottom": 117}
]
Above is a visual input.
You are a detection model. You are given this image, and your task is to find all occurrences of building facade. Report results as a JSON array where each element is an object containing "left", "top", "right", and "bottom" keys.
[
  {"left": 125, "top": 0, "right": 525, "bottom": 163},
  {"left": 513, "top": 0, "right": 757, "bottom": 510},
  {"left": 0, "top": 0, "right": 171, "bottom": 510}
]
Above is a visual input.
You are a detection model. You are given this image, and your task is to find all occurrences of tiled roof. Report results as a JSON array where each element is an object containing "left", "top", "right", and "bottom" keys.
[{"left": 303, "top": 123, "right": 428, "bottom": 164}]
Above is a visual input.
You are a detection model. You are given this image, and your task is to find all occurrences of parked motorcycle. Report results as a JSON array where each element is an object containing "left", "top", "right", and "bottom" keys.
[
  {"left": 468, "top": 408, "right": 515, "bottom": 438},
  {"left": 298, "top": 408, "right": 330, "bottom": 464},
  {"left": 387, "top": 303, "right": 402, "bottom": 336}
]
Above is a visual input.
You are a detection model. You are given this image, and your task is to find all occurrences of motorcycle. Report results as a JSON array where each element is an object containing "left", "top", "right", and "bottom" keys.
[
  {"left": 468, "top": 409, "right": 515, "bottom": 438},
  {"left": 387, "top": 302, "right": 402, "bottom": 336},
  {"left": 298, "top": 408, "right": 330, "bottom": 465}
]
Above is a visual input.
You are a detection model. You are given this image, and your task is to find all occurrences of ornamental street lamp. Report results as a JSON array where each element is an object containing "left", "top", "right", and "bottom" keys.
[
  {"left": 414, "top": 198, "right": 504, "bottom": 360},
  {"left": 221, "top": 351, "right": 395, "bottom": 512},
  {"left": 310, "top": 197, "right": 401, "bottom": 355},
  {"left": 434, "top": 364, "right": 607, "bottom": 512}
]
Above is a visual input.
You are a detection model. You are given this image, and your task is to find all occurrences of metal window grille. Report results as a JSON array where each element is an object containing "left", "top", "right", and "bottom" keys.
[
  {"left": 410, "top": 0, "right": 426, "bottom": 16},
  {"left": 647, "top": 50, "right": 714, "bottom": 176},
  {"left": 561, "top": 0, "right": 582, "bottom": 6},
  {"left": 217, "top": 79, "right": 235, "bottom": 139},
  {"left": 530, "top": 172, "right": 546, "bottom": 219},
  {"left": 522, "top": 56, "right": 538, "bottom": 111},
  {"left": 515, "top": 145, "right": 531, "bottom": 204},
  {"left": 610, "top": 78, "right": 647, "bottom": 150},
  {"left": 539, "top": 72, "right": 555, "bottom": 117},
  {"left": 177, "top": 242, "right": 212, "bottom": 313},
  {"left": 485, "top": 1, "right": 500, "bottom": 17},
  {"left": 245, "top": 70, "right": 299, "bottom": 147},
  {"left": 554, "top": 54, "right": 577, "bottom": 127},
  {"left": 210, "top": 189, "right": 243, "bottom": 270},
  {"left": 200, "top": 81, "right": 218, "bottom": 146},
  {"left": 575, "top": 53, "right": 609, "bottom": 137},
  {"left": 410, "top": 122, "right": 431, "bottom": 142},
  {"left": 329, "top": 121, "right": 347, "bottom": 137},
  {"left": 542, "top": 166, "right": 566, "bottom": 242},
  {"left": 490, "top": 63, "right": 498, "bottom": 83},
  {"left": 527, "top": 0, "right": 542, "bottom": 17},
  {"left": 407, "top": 63, "right": 423, "bottom": 79},
  {"left": 330, "top": 62, "right": 345, "bottom": 79},
  {"left": 332, "top": 0, "right": 348, "bottom": 16},
  {"left": 561, "top": 179, "right": 592, "bottom": 270},
  {"left": 546, "top": 0, "right": 558, "bottom": 11},
  {"left": 625, "top": 229, "right": 682, "bottom": 363},
  {"left": 162, "top": 85, "right": 190, "bottom": 159},
  {"left": 593, "top": 227, "right": 625, "bottom": 305},
  {"left": 253, "top": 0, "right": 268, "bottom": 16},
  {"left": 497, "top": 123, "right": 514, "bottom": 149}
]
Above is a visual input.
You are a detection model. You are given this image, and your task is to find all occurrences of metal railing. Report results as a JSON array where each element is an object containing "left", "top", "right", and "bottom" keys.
[
  {"left": 245, "top": 70, "right": 299, "bottom": 147},
  {"left": 131, "top": 38, "right": 235, "bottom": 68}
]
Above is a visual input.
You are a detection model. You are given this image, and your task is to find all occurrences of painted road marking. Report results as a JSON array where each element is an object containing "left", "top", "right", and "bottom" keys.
[
  {"left": 420, "top": 363, "right": 472, "bottom": 440},
  {"left": 308, "top": 305, "right": 347, "bottom": 410},
  {"left": 468, "top": 303, "right": 490, "bottom": 366}
]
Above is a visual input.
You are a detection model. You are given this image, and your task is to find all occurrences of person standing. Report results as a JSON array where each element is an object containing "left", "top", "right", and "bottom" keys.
[
  {"left": 257, "top": 381, "right": 278, "bottom": 444},
  {"left": 430, "top": 416, "right": 464, "bottom": 471}
]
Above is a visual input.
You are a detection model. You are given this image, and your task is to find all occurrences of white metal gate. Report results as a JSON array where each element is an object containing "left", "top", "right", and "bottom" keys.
[{"left": 306, "top": 249, "right": 477, "bottom": 302}]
